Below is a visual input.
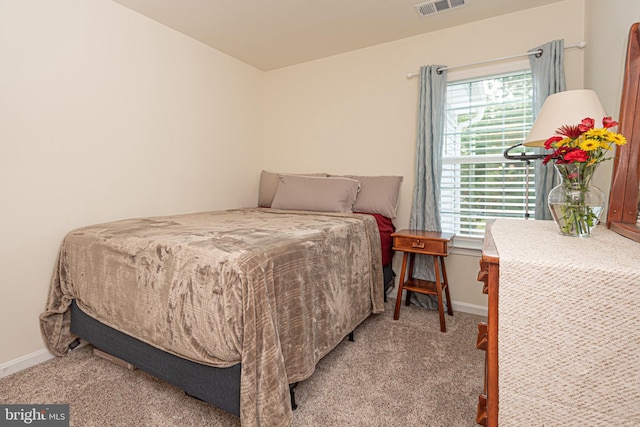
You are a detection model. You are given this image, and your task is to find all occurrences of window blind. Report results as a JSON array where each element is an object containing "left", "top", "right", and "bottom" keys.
[{"left": 441, "top": 70, "right": 535, "bottom": 238}]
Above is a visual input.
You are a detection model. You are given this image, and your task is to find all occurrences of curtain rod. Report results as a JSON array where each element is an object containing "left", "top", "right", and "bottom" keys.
[{"left": 406, "top": 41, "right": 586, "bottom": 79}]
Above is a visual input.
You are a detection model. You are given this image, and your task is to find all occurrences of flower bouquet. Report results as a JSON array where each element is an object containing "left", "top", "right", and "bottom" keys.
[{"left": 542, "top": 117, "right": 627, "bottom": 236}]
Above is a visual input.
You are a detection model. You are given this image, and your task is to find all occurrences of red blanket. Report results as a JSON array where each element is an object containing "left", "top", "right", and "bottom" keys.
[{"left": 356, "top": 212, "right": 395, "bottom": 266}]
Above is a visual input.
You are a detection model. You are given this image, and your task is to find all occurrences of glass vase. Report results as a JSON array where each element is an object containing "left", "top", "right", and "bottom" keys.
[{"left": 548, "top": 163, "right": 604, "bottom": 237}]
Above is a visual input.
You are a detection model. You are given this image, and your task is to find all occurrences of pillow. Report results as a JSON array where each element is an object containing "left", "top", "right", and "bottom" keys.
[
  {"left": 271, "top": 175, "right": 360, "bottom": 213},
  {"left": 330, "top": 175, "right": 403, "bottom": 219},
  {"left": 258, "top": 170, "right": 328, "bottom": 208}
]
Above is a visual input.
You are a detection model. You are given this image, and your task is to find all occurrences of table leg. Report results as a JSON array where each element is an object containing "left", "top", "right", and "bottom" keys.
[
  {"left": 434, "top": 256, "right": 446, "bottom": 332},
  {"left": 441, "top": 256, "right": 453, "bottom": 316},
  {"left": 393, "top": 252, "right": 409, "bottom": 320},
  {"left": 405, "top": 253, "right": 415, "bottom": 306}
]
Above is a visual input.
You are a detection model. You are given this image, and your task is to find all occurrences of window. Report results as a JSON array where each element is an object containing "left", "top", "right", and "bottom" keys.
[{"left": 441, "top": 70, "right": 535, "bottom": 239}]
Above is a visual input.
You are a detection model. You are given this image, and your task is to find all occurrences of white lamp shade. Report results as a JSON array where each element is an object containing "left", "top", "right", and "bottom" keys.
[{"left": 523, "top": 89, "right": 607, "bottom": 147}]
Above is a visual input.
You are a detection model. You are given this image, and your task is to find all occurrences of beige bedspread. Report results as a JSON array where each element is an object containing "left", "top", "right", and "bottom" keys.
[{"left": 40, "top": 208, "right": 384, "bottom": 427}]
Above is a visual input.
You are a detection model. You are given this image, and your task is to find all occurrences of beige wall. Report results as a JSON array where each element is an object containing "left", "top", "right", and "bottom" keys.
[
  {"left": 3, "top": 0, "right": 639, "bottom": 370},
  {"left": 585, "top": 0, "right": 640, "bottom": 198},
  {"left": 0, "top": 1, "right": 263, "bottom": 365},
  {"left": 263, "top": 0, "right": 587, "bottom": 311}
]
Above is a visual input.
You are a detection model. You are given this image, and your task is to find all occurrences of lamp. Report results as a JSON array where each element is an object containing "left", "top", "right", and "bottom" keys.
[
  {"left": 523, "top": 89, "right": 607, "bottom": 147},
  {"left": 503, "top": 89, "right": 607, "bottom": 219}
]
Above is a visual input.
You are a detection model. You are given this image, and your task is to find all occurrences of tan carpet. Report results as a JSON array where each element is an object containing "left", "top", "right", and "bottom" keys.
[{"left": 0, "top": 301, "right": 485, "bottom": 426}]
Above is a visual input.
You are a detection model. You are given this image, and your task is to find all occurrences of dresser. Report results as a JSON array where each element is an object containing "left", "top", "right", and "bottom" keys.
[{"left": 476, "top": 218, "right": 640, "bottom": 426}]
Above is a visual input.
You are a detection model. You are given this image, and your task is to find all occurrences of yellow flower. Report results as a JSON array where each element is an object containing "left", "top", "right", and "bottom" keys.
[
  {"left": 579, "top": 138, "right": 600, "bottom": 151},
  {"left": 608, "top": 133, "right": 627, "bottom": 146},
  {"left": 600, "top": 141, "right": 614, "bottom": 150},
  {"left": 585, "top": 128, "right": 608, "bottom": 138},
  {"left": 544, "top": 117, "right": 627, "bottom": 168}
]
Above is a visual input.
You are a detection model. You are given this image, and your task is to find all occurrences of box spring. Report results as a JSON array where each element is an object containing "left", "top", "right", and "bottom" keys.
[
  {"left": 69, "top": 300, "right": 242, "bottom": 417},
  {"left": 69, "top": 263, "right": 394, "bottom": 418}
]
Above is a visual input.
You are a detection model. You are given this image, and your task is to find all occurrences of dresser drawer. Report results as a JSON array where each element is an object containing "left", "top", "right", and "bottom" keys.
[{"left": 392, "top": 235, "right": 451, "bottom": 256}]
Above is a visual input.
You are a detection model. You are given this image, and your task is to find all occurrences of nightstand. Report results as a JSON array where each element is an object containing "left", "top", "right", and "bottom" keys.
[{"left": 391, "top": 229, "right": 454, "bottom": 332}]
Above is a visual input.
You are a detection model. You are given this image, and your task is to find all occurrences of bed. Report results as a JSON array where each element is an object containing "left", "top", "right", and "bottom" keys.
[{"left": 39, "top": 173, "right": 401, "bottom": 427}]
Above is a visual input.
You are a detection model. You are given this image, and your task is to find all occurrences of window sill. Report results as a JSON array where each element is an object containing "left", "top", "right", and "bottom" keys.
[{"left": 451, "top": 235, "right": 483, "bottom": 256}]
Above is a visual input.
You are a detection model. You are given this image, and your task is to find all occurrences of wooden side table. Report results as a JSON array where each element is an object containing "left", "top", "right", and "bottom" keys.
[{"left": 391, "top": 229, "right": 454, "bottom": 332}]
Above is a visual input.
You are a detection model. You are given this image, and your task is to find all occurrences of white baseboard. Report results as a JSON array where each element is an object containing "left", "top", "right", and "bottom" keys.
[
  {"left": 0, "top": 348, "right": 56, "bottom": 379},
  {"left": 387, "top": 294, "right": 488, "bottom": 318},
  {"left": 0, "top": 303, "right": 486, "bottom": 380},
  {"left": 451, "top": 301, "right": 488, "bottom": 317},
  {"left": 0, "top": 342, "right": 90, "bottom": 379}
]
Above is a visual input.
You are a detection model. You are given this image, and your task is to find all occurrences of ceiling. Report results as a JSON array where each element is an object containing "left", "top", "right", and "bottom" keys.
[{"left": 113, "top": 0, "right": 567, "bottom": 71}]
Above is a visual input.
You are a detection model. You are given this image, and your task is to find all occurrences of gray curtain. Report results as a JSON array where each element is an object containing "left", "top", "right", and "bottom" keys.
[
  {"left": 529, "top": 39, "right": 566, "bottom": 220},
  {"left": 408, "top": 65, "right": 447, "bottom": 308}
]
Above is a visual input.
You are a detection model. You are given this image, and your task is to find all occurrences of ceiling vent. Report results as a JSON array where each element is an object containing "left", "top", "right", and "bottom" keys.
[{"left": 415, "top": 0, "right": 467, "bottom": 17}]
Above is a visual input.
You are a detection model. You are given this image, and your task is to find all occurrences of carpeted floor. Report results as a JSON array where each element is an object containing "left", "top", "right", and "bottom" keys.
[{"left": 0, "top": 300, "right": 486, "bottom": 426}]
